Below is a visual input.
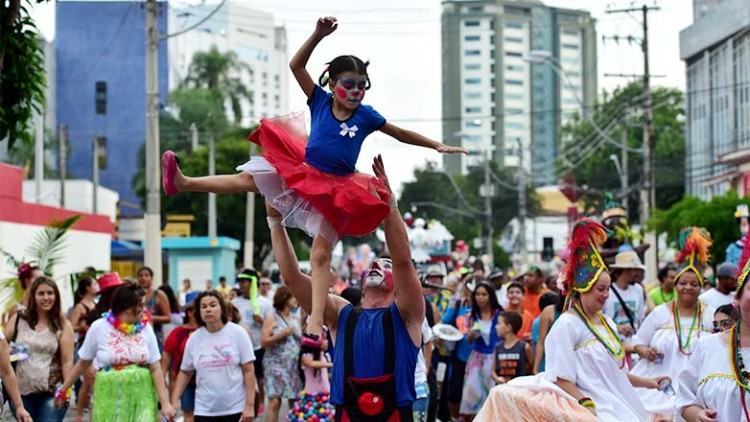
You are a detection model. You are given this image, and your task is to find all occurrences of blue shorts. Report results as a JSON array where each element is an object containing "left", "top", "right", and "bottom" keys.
[{"left": 181, "top": 383, "right": 196, "bottom": 412}]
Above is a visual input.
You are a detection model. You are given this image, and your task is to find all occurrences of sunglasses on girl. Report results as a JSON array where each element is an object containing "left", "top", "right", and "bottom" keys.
[
  {"left": 712, "top": 318, "right": 734, "bottom": 333},
  {"left": 336, "top": 77, "right": 368, "bottom": 90}
]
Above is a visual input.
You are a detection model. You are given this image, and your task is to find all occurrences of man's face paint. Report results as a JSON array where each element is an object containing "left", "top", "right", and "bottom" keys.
[{"left": 364, "top": 258, "right": 394, "bottom": 290}]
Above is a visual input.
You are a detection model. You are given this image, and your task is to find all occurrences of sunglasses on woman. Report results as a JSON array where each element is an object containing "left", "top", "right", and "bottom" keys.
[{"left": 712, "top": 318, "right": 734, "bottom": 333}]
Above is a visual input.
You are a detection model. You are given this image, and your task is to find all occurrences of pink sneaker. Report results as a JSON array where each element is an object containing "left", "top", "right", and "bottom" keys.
[{"left": 161, "top": 150, "right": 179, "bottom": 196}]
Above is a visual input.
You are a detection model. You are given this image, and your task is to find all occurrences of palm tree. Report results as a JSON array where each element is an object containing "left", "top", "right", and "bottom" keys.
[{"left": 183, "top": 45, "right": 252, "bottom": 126}]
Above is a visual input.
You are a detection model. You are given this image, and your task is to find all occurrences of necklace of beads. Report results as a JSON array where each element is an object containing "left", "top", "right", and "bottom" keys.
[
  {"left": 105, "top": 310, "right": 152, "bottom": 335},
  {"left": 573, "top": 302, "right": 625, "bottom": 361},
  {"left": 729, "top": 320, "right": 750, "bottom": 422},
  {"left": 672, "top": 301, "right": 701, "bottom": 356}
]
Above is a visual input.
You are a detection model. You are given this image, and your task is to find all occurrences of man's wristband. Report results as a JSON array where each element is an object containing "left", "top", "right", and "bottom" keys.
[
  {"left": 266, "top": 216, "right": 282, "bottom": 229},
  {"left": 389, "top": 193, "right": 398, "bottom": 209}
]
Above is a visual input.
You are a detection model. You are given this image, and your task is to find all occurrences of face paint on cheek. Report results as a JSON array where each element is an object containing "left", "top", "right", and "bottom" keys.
[{"left": 334, "top": 87, "right": 348, "bottom": 100}]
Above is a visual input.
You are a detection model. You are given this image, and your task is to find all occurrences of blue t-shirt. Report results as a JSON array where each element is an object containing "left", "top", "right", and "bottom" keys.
[
  {"left": 331, "top": 304, "right": 419, "bottom": 408},
  {"left": 305, "top": 85, "right": 387, "bottom": 176}
]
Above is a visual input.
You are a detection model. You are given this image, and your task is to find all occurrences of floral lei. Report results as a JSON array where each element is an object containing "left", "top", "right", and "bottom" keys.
[{"left": 105, "top": 310, "right": 152, "bottom": 335}]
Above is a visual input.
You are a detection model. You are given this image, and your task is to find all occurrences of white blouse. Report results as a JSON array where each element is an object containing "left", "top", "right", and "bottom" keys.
[
  {"left": 631, "top": 302, "right": 713, "bottom": 415},
  {"left": 675, "top": 332, "right": 750, "bottom": 421},
  {"left": 543, "top": 312, "right": 648, "bottom": 422}
]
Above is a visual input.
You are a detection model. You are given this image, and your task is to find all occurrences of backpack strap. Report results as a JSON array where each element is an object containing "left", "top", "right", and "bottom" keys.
[{"left": 344, "top": 306, "right": 363, "bottom": 378}]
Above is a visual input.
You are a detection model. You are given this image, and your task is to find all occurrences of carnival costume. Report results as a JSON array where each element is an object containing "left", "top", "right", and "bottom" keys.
[
  {"left": 238, "top": 84, "right": 391, "bottom": 244},
  {"left": 676, "top": 229, "right": 750, "bottom": 421},
  {"left": 77, "top": 311, "right": 160, "bottom": 421},
  {"left": 476, "top": 219, "right": 648, "bottom": 422},
  {"left": 726, "top": 204, "right": 749, "bottom": 266},
  {"left": 632, "top": 227, "right": 714, "bottom": 415}
]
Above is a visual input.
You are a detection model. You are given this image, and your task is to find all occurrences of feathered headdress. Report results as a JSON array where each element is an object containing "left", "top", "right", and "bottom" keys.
[
  {"left": 562, "top": 218, "right": 609, "bottom": 295},
  {"left": 736, "top": 237, "right": 750, "bottom": 292},
  {"left": 675, "top": 227, "right": 712, "bottom": 285}
]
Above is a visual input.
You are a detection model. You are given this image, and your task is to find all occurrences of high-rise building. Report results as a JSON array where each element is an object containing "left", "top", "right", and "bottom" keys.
[
  {"left": 442, "top": 0, "right": 596, "bottom": 186},
  {"left": 169, "top": 1, "right": 289, "bottom": 124},
  {"left": 680, "top": 0, "right": 750, "bottom": 199},
  {"left": 56, "top": 0, "right": 169, "bottom": 217}
]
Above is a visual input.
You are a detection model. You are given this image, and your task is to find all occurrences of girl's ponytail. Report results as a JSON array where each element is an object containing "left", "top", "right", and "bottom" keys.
[{"left": 318, "top": 63, "right": 331, "bottom": 86}]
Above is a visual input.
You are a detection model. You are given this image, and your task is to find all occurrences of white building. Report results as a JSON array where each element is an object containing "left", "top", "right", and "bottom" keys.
[
  {"left": 168, "top": 1, "right": 289, "bottom": 125},
  {"left": 442, "top": 0, "right": 597, "bottom": 186}
]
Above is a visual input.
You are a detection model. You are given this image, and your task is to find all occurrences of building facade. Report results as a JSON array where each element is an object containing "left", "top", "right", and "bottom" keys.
[
  {"left": 56, "top": 0, "right": 169, "bottom": 217},
  {"left": 680, "top": 0, "right": 750, "bottom": 199},
  {"left": 168, "top": 1, "right": 289, "bottom": 124},
  {"left": 442, "top": 0, "right": 596, "bottom": 186}
]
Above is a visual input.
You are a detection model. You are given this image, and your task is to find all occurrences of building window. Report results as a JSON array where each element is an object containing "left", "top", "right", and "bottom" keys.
[
  {"left": 95, "top": 81, "right": 107, "bottom": 115},
  {"left": 506, "top": 21, "right": 523, "bottom": 29},
  {"left": 563, "top": 28, "right": 579, "bottom": 35},
  {"left": 561, "top": 57, "right": 579, "bottom": 64},
  {"left": 506, "top": 108, "right": 523, "bottom": 115},
  {"left": 506, "top": 65, "right": 523, "bottom": 72},
  {"left": 505, "top": 79, "right": 523, "bottom": 86},
  {"left": 505, "top": 37, "right": 523, "bottom": 43},
  {"left": 465, "top": 92, "right": 481, "bottom": 99},
  {"left": 465, "top": 20, "right": 480, "bottom": 27},
  {"left": 464, "top": 35, "right": 480, "bottom": 42},
  {"left": 465, "top": 63, "right": 481, "bottom": 70},
  {"left": 506, "top": 51, "right": 522, "bottom": 57},
  {"left": 562, "top": 43, "right": 579, "bottom": 50},
  {"left": 468, "top": 5, "right": 484, "bottom": 12},
  {"left": 465, "top": 78, "right": 481, "bottom": 85},
  {"left": 506, "top": 122, "right": 523, "bottom": 129},
  {"left": 465, "top": 107, "right": 481, "bottom": 113},
  {"left": 506, "top": 93, "right": 523, "bottom": 100},
  {"left": 464, "top": 50, "right": 481, "bottom": 56},
  {"left": 466, "top": 120, "right": 482, "bottom": 128}
]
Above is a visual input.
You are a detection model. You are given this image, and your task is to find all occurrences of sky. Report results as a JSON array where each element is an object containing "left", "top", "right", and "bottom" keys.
[{"left": 32, "top": 0, "right": 693, "bottom": 194}]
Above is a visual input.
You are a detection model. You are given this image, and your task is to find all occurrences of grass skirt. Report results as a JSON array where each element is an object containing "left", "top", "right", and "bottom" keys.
[{"left": 92, "top": 365, "right": 157, "bottom": 422}]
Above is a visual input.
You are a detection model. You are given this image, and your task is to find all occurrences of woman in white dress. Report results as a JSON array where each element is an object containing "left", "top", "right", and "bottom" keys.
[
  {"left": 677, "top": 234, "right": 750, "bottom": 421},
  {"left": 477, "top": 219, "right": 665, "bottom": 422},
  {"left": 632, "top": 227, "right": 714, "bottom": 416}
]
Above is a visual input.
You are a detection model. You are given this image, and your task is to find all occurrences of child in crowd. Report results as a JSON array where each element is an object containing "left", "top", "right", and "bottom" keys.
[
  {"left": 492, "top": 311, "right": 532, "bottom": 385},
  {"left": 503, "top": 282, "right": 534, "bottom": 341},
  {"left": 289, "top": 336, "right": 335, "bottom": 421},
  {"left": 712, "top": 304, "right": 737, "bottom": 333}
]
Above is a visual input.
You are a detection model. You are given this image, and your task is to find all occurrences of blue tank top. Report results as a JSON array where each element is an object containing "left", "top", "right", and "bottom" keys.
[{"left": 331, "top": 303, "right": 419, "bottom": 407}]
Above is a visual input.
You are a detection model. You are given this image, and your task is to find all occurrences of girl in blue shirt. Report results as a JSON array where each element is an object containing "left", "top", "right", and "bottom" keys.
[{"left": 161, "top": 16, "right": 465, "bottom": 348}]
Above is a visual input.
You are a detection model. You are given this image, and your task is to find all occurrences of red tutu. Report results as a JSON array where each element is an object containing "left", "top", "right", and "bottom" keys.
[{"left": 247, "top": 113, "right": 391, "bottom": 239}]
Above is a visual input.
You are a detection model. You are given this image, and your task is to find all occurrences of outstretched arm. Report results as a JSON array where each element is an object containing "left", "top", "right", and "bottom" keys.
[
  {"left": 289, "top": 17, "right": 337, "bottom": 98},
  {"left": 265, "top": 204, "right": 348, "bottom": 329},
  {"left": 379, "top": 123, "right": 467, "bottom": 154},
  {"left": 372, "top": 155, "right": 425, "bottom": 345}
]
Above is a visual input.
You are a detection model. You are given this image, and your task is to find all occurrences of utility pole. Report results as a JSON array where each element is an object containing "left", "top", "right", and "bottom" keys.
[
  {"left": 517, "top": 138, "right": 527, "bottom": 266},
  {"left": 621, "top": 128, "right": 629, "bottom": 214},
  {"left": 34, "top": 113, "right": 44, "bottom": 203},
  {"left": 244, "top": 145, "right": 257, "bottom": 269},
  {"left": 92, "top": 137, "right": 99, "bottom": 214},
  {"left": 208, "top": 134, "right": 217, "bottom": 238},
  {"left": 144, "top": 0, "right": 163, "bottom": 285},
  {"left": 606, "top": 4, "right": 659, "bottom": 281},
  {"left": 190, "top": 123, "right": 199, "bottom": 151},
  {"left": 483, "top": 150, "right": 494, "bottom": 267},
  {"left": 59, "top": 124, "right": 67, "bottom": 208}
]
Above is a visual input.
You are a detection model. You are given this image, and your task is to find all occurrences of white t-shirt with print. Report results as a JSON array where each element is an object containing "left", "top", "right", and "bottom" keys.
[
  {"left": 232, "top": 295, "right": 272, "bottom": 351},
  {"left": 699, "top": 288, "right": 734, "bottom": 310},
  {"left": 603, "top": 283, "right": 646, "bottom": 330},
  {"left": 78, "top": 318, "right": 161, "bottom": 369},
  {"left": 181, "top": 322, "right": 256, "bottom": 416}
]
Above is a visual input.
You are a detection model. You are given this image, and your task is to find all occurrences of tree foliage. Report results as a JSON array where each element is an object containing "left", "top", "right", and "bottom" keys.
[
  {"left": 0, "top": 0, "right": 47, "bottom": 151},
  {"left": 398, "top": 161, "right": 539, "bottom": 254},
  {"left": 183, "top": 46, "right": 252, "bottom": 125},
  {"left": 648, "top": 191, "right": 750, "bottom": 264},
  {"left": 558, "top": 83, "right": 685, "bottom": 221}
]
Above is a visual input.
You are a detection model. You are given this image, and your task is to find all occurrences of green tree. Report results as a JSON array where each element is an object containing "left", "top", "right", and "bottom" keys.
[
  {"left": 399, "top": 161, "right": 539, "bottom": 255},
  {"left": 558, "top": 83, "right": 685, "bottom": 221},
  {"left": 183, "top": 46, "right": 252, "bottom": 125},
  {"left": 0, "top": 0, "right": 47, "bottom": 151},
  {"left": 648, "top": 191, "right": 750, "bottom": 264}
]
